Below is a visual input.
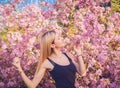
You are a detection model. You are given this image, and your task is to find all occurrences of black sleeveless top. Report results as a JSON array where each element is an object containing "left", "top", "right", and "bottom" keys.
[{"left": 47, "top": 53, "right": 77, "bottom": 88}]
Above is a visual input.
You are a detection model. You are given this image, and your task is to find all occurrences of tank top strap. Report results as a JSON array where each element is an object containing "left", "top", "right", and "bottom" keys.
[
  {"left": 63, "top": 53, "right": 72, "bottom": 62},
  {"left": 47, "top": 58, "right": 56, "bottom": 66}
]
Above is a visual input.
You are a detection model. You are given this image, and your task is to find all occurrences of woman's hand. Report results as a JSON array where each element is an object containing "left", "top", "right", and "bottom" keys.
[
  {"left": 74, "top": 45, "right": 83, "bottom": 56},
  {"left": 12, "top": 57, "right": 22, "bottom": 70}
]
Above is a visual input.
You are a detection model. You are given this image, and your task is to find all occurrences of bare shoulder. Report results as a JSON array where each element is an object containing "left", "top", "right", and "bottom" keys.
[
  {"left": 65, "top": 52, "right": 78, "bottom": 64},
  {"left": 42, "top": 59, "right": 54, "bottom": 70},
  {"left": 65, "top": 52, "right": 76, "bottom": 62},
  {"left": 65, "top": 52, "right": 74, "bottom": 60}
]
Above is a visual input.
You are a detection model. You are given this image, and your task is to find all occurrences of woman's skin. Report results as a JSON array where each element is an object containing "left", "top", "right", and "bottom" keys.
[{"left": 13, "top": 34, "right": 86, "bottom": 88}]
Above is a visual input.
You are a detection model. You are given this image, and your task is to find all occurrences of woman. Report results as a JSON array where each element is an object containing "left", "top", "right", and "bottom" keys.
[{"left": 13, "top": 30, "right": 86, "bottom": 88}]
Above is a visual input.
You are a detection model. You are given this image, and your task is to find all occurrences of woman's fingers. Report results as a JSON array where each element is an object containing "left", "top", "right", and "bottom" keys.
[
  {"left": 74, "top": 45, "right": 82, "bottom": 55},
  {"left": 13, "top": 57, "right": 20, "bottom": 61},
  {"left": 74, "top": 46, "right": 78, "bottom": 51},
  {"left": 12, "top": 57, "right": 21, "bottom": 69}
]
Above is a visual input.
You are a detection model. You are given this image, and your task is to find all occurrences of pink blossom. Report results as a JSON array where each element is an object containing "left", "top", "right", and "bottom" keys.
[
  {"left": 2, "top": 4, "right": 13, "bottom": 16},
  {"left": 0, "top": 82, "right": 5, "bottom": 87},
  {"left": 13, "top": 0, "right": 24, "bottom": 4},
  {"left": 42, "top": 10, "right": 53, "bottom": 19}
]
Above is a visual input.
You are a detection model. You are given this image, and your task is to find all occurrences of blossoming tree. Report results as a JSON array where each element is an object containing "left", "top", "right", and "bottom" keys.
[{"left": 0, "top": 0, "right": 120, "bottom": 88}]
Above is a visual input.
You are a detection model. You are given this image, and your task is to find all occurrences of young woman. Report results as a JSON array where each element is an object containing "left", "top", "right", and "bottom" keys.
[{"left": 13, "top": 30, "right": 86, "bottom": 88}]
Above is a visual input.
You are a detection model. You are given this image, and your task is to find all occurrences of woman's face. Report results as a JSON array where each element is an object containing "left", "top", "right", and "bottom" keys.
[{"left": 54, "top": 34, "right": 65, "bottom": 48}]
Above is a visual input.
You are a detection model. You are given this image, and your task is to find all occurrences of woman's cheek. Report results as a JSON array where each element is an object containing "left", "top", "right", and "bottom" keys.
[{"left": 55, "top": 41, "right": 64, "bottom": 48}]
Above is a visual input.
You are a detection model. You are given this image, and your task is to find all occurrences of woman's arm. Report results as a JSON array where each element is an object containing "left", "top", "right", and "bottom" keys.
[
  {"left": 77, "top": 55, "right": 86, "bottom": 76},
  {"left": 13, "top": 57, "right": 46, "bottom": 88},
  {"left": 74, "top": 45, "right": 87, "bottom": 76}
]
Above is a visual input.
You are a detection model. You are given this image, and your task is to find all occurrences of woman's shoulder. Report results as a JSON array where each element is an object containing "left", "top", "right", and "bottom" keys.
[
  {"left": 63, "top": 52, "right": 74, "bottom": 58},
  {"left": 42, "top": 59, "right": 54, "bottom": 70},
  {"left": 64, "top": 52, "right": 78, "bottom": 63}
]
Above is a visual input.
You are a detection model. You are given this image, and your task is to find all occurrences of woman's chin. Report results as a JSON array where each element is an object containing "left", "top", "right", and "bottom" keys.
[{"left": 61, "top": 44, "right": 65, "bottom": 48}]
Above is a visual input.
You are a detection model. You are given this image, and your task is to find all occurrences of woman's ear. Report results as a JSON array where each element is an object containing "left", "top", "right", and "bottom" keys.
[{"left": 51, "top": 44, "right": 55, "bottom": 48}]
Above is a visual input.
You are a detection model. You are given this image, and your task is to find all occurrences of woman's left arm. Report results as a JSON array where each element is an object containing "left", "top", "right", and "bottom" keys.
[
  {"left": 74, "top": 45, "right": 86, "bottom": 76},
  {"left": 76, "top": 55, "right": 86, "bottom": 76},
  {"left": 67, "top": 45, "right": 86, "bottom": 76}
]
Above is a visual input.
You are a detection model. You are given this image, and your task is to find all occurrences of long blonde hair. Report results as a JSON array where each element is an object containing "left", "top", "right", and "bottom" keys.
[{"left": 35, "top": 30, "right": 56, "bottom": 75}]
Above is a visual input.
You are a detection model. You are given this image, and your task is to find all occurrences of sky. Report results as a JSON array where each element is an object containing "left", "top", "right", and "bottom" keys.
[
  {"left": 0, "top": 0, "right": 56, "bottom": 10},
  {"left": 0, "top": 0, "right": 55, "bottom": 4}
]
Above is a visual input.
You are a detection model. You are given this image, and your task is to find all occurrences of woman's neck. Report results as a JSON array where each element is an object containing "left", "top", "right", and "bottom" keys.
[{"left": 51, "top": 48, "right": 62, "bottom": 57}]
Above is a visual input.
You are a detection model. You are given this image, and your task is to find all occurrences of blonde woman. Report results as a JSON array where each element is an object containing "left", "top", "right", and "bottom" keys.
[{"left": 13, "top": 30, "right": 86, "bottom": 88}]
